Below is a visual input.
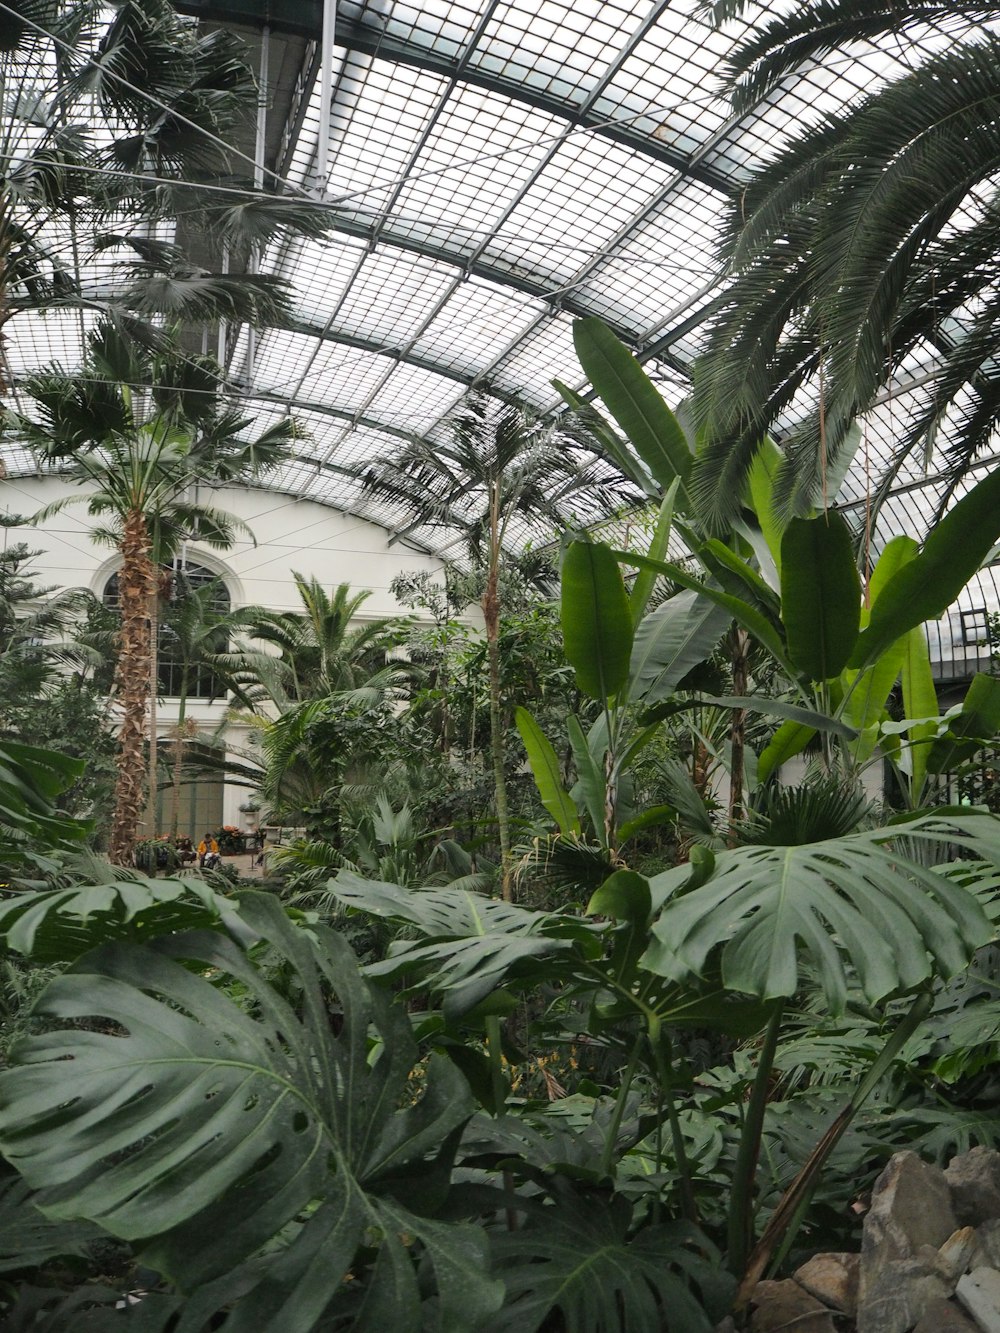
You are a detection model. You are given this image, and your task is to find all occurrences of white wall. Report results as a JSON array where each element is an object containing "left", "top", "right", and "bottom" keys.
[
  {"left": 1, "top": 477, "right": 446, "bottom": 616},
  {"left": 3, "top": 476, "right": 450, "bottom": 836}
]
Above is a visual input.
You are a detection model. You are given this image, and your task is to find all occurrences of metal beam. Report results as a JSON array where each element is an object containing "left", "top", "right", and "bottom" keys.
[{"left": 333, "top": 14, "right": 738, "bottom": 196}]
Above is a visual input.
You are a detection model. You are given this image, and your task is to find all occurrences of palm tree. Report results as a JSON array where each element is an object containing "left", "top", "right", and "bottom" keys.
[
  {"left": 228, "top": 577, "right": 414, "bottom": 710},
  {"left": 692, "top": 2, "right": 1000, "bottom": 531},
  {"left": 0, "top": 0, "right": 330, "bottom": 372},
  {"left": 361, "top": 397, "right": 632, "bottom": 900},
  {"left": 4, "top": 319, "right": 294, "bottom": 862},
  {"left": 220, "top": 578, "right": 417, "bottom": 846}
]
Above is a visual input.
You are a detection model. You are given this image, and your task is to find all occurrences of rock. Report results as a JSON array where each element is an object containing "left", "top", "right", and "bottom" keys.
[
  {"left": 713, "top": 1320, "right": 736, "bottom": 1333},
  {"left": 913, "top": 1297, "right": 981, "bottom": 1332},
  {"left": 793, "top": 1252, "right": 860, "bottom": 1316},
  {"left": 936, "top": 1228, "right": 982, "bottom": 1285},
  {"left": 750, "top": 1280, "right": 836, "bottom": 1332},
  {"left": 956, "top": 1268, "right": 1000, "bottom": 1332},
  {"left": 975, "top": 1222, "right": 1000, "bottom": 1270},
  {"left": 857, "top": 1258, "right": 950, "bottom": 1333},
  {"left": 862, "top": 1152, "right": 958, "bottom": 1299},
  {"left": 946, "top": 1148, "right": 1000, "bottom": 1228}
]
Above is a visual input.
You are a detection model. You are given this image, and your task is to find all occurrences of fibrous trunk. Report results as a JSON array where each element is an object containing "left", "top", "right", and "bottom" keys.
[
  {"left": 483, "top": 525, "right": 513, "bottom": 901},
  {"left": 109, "top": 509, "right": 155, "bottom": 864}
]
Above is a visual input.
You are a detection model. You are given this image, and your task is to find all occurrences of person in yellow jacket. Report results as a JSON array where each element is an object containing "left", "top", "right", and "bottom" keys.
[{"left": 197, "top": 833, "right": 219, "bottom": 868}]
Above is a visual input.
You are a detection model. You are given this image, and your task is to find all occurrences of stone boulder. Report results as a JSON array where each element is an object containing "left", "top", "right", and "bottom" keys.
[{"left": 947, "top": 1149, "right": 1000, "bottom": 1229}]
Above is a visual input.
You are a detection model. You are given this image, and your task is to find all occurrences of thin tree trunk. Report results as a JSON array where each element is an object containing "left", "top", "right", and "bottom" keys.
[
  {"left": 484, "top": 483, "right": 514, "bottom": 901},
  {"left": 728, "top": 629, "right": 750, "bottom": 843},
  {"left": 169, "top": 684, "right": 193, "bottom": 840},
  {"left": 109, "top": 510, "right": 155, "bottom": 864}
]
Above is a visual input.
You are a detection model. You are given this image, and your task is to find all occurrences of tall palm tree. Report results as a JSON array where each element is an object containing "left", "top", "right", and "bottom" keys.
[
  {"left": 4, "top": 319, "right": 294, "bottom": 862},
  {"left": 692, "top": 1, "right": 1000, "bottom": 531},
  {"left": 361, "top": 397, "right": 632, "bottom": 900}
]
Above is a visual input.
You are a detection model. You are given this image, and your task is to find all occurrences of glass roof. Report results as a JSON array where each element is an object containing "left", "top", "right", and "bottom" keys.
[{"left": 3, "top": 0, "right": 999, "bottom": 569}]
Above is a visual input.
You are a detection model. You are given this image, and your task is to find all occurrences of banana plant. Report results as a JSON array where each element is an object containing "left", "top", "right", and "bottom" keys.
[
  {"left": 516, "top": 484, "right": 731, "bottom": 856},
  {"left": 566, "top": 317, "right": 1000, "bottom": 808}
]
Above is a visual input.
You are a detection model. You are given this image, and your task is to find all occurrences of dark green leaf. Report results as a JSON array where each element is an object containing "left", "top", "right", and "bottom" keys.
[
  {"left": 780, "top": 513, "right": 860, "bottom": 680},
  {"left": 491, "top": 1193, "right": 720, "bottom": 1333},
  {"left": 643, "top": 811, "right": 998, "bottom": 1013},
  {"left": 0, "top": 894, "right": 504, "bottom": 1331},
  {"left": 561, "top": 540, "right": 633, "bottom": 702},
  {"left": 629, "top": 591, "right": 731, "bottom": 706},
  {"left": 0, "top": 875, "right": 249, "bottom": 962},
  {"left": 515, "top": 707, "right": 580, "bottom": 836},
  {"left": 573, "top": 318, "right": 694, "bottom": 506},
  {"left": 851, "top": 467, "right": 1000, "bottom": 669},
  {"left": 928, "top": 673, "right": 1000, "bottom": 775}
]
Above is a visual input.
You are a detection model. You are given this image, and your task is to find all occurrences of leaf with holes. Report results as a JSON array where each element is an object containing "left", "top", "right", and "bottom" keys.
[
  {"left": 643, "top": 811, "right": 998, "bottom": 1014},
  {"left": 0, "top": 893, "right": 504, "bottom": 1332}
]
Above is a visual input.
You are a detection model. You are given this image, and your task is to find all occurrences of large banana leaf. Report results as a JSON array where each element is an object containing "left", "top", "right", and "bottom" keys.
[
  {"left": 642, "top": 811, "right": 999, "bottom": 1014},
  {"left": 780, "top": 513, "right": 860, "bottom": 680},
  {"left": 614, "top": 549, "right": 794, "bottom": 676},
  {"left": 628, "top": 590, "right": 731, "bottom": 706},
  {"left": 567, "top": 712, "right": 609, "bottom": 844},
  {"left": 552, "top": 379, "right": 658, "bottom": 498},
  {"left": 0, "top": 894, "right": 504, "bottom": 1332},
  {"left": 900, "top": 624, "right": 938, "bottom": 799},
  {"left": 561, "top": 540, "right": 633, "bottom": 702},
  {"left": 515, "top": 707, "right": 580, "bottom": 835},
  {"left": 572, "top": 317, "right": 694, "bottom": 507},
  {"left": 629, "top": 482, "right": 678, "bottom": 625},
  {"left": 850, "top": 466, "right": 1000, "bottom": 670}
]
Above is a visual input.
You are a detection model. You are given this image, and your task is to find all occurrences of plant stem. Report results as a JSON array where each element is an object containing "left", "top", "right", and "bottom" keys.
[
  {"left": 658, "top": 1035, "right": 699, "bottom": 1225},
  {"left": 727, "top": 1002, "right": 784, "bottom": 1276},
  {"left": 601, "top": 1029, "right": 645, "bottom": 1179},
  {"left": 735, "top": 989, "right": 933, "bottom": 1307}
]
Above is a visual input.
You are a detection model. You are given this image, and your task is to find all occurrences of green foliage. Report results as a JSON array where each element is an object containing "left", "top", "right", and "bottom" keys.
[
  {"left": 0, "top": 740, "right": 90, "bottom": 880},
  {"left": 572, "top": 318, "right": 694, "bottom": 507},
  {"left": 644, "top": 809, "right": 997, "bottom": 1012},
  {"left": 492, "top": 1194, "right": 723, "bottom": 1333},
  {"left": 780, "top": 514, "right": 860, "bottom": 681},
  {"left": 0, "top": 894, "right": 504, "bottom": 1331},
  {"left": 560, "top": 540, "right": 633, "bottom": 702},
  {"left": 0, "top": 874, "right": 247, "bottom": 963}
]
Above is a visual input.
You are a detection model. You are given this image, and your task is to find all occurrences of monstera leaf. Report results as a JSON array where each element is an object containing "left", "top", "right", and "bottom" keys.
[
  {"left": 330, "top": 872, "right": 599, "bottom": 1017},
  {"left": 490, "top": 1189, "right": 726, "bottom": 1333},
  {"left": 0, "top": 1176, "right": 102, "bottom": 1276},
  {"left": 642, "top": 811, "right": 1000, "bottom": 1014},
  {"left": 0, "top": 894, "right": 504, "bottom": 1332},
  {"left": 0, "top": 874, "right": 250, "bottom": 962}
]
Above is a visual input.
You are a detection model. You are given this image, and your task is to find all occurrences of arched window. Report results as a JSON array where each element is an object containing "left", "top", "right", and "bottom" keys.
[{"left": 103, "top": 562, "right": 231, "bottom": 700}]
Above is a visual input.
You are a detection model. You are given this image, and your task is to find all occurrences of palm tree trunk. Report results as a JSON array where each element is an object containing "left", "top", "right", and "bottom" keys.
[
  {"left": 145, "top": 582, "right": 160, "bottom": 854},
  {"left": 485, "top": 483, "right": 514, "bottom": 901},
  {"left": 109, "top": 509, "right": 155, "bottom": 864}
]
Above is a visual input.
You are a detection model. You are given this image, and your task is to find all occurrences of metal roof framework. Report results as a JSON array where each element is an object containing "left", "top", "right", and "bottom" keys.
[{"left": 3, "top": 0, "right": 1000, "bottom": 582}]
